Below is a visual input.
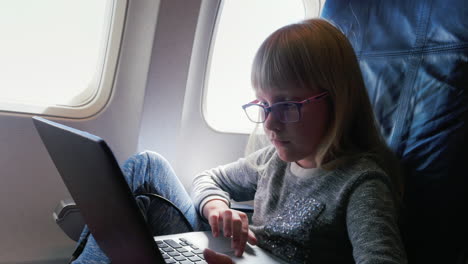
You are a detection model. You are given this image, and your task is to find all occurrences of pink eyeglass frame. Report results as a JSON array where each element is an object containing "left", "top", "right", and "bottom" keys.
[{"left": 242, "top": 91, "right": 329, "bottom": 123}]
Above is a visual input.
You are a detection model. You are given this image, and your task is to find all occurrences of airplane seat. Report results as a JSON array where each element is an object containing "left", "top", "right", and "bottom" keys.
[{"left": 321, "top": 0, "right": 468, "bottom": 263}]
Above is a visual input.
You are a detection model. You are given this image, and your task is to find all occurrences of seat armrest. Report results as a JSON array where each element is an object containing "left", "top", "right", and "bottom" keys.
[
  {"left": 53, "top": 199, "right": 253, "bottom": 242},
  {"left": 53, "top": 199, "right": 85, "bottom": 242}
]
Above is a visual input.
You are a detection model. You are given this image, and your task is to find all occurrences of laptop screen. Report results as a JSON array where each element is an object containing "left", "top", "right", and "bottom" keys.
[{"left": 33, "top": 116, "right": 165, "bottom": 264}]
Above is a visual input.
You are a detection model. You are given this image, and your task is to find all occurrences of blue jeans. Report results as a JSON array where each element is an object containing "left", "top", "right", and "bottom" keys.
[{"left": 71, "top": 151, "right": 209, "bottom": 263}]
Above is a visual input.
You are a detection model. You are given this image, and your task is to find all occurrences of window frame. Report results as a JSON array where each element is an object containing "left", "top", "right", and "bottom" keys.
[
  {"left": 200, "top": 0, "right": 323, "bottom": 134},
  {"left": 0, "top": 0, "right": 128, "bottom": 119}
]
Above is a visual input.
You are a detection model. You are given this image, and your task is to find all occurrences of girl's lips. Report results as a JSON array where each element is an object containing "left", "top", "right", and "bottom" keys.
[{"left": 272, "top": 138, "right": 290, "bottom": 146}]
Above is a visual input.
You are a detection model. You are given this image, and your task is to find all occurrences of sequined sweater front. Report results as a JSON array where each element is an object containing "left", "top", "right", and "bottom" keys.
[{"left": 191, "top": 146, "right": 407, "bottom": 264}]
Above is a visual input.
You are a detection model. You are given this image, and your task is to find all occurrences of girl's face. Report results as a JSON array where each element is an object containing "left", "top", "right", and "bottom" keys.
[{"left": 256, "top": 86, "right": 331, "bottom": 168}]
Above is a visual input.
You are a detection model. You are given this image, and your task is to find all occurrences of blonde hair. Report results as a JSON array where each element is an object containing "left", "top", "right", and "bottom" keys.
[{"left": 248, "top": 18, "right": 403, "bottom": 198}]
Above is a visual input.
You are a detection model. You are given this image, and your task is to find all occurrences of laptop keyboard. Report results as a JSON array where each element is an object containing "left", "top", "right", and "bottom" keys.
[{"left": 156, "top": 238, "right": 208, "bottom": 264}]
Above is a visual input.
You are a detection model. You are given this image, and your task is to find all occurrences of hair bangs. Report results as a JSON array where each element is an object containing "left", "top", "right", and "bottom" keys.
[{"left": 251, "top": 25, "right": 319, "bottom": 93}]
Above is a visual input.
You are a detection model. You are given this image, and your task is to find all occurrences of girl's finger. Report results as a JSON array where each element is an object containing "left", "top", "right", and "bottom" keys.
[
  {"left": 208, "top": 213, "right": 220, "bottom": 237},
  {"left": 247, "top": 229, "right": 257, "bottom": 245},
  {"left": 222, "top": 210, "right": 233, "bottom": 237},
  {"left": 231, "top": 214, "right": 243, "bottom": 255},
  {"left": 203, "top": 248, "right": 234, "bottom": 264}
]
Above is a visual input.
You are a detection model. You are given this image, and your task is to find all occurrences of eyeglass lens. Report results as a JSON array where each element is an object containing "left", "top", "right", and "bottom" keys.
[{"left": 244, "top": 103, "right": 300, "bottom": 123}]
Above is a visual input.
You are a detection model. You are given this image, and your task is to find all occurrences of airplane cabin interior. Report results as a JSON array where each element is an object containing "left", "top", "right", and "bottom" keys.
[{"left": 0, "top": 0, "right": 466, "bottom": 263}]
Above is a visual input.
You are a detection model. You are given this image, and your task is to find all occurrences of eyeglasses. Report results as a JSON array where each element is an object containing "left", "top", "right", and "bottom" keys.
[{"left": 242, "top": 92, "right": 328, "bottom": 123}]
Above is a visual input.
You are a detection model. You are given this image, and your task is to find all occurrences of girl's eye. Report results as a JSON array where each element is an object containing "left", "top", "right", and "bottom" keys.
[{"left": 259, "top": 101, "right": 269, "bottom": 107}]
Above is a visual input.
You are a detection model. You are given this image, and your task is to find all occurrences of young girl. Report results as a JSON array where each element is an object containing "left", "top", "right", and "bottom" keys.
[{"left": 72, "top": 18, "right": 407, "bottom": 264}]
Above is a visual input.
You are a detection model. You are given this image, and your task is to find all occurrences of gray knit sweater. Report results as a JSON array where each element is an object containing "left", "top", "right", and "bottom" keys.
[{"left": 191, "top": 146, "right": 407, "bottom": 264}]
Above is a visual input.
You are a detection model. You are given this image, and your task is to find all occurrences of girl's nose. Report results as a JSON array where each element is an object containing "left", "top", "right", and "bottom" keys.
[{"left": 263, "top": 111, "right": 282, "bottom": 131}]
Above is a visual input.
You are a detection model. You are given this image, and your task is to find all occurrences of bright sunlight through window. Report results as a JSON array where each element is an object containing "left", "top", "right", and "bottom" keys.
[
  {"left": 0, "top": 0, "right": 122, "bottom": 118},
  {"left": 204, "top": 0, "right": 324, "bottom": 134}
]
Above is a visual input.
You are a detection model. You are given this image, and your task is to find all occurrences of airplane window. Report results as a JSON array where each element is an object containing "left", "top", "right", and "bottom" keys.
[
  {"left": 204, "top": 0, "right": 324, "bottom": 134},
  {"left": 0, "top": 0, "right": 124, "bottom": 118}
]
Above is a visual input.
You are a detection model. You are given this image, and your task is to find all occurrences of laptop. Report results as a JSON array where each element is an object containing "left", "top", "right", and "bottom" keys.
[{"left": 32, "top": 116, "right": 286, "bottom": 264}]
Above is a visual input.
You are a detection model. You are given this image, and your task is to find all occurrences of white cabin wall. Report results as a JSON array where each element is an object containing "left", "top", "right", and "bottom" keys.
[
  {"left": 174, "top": 0, "right": 250, "bottom": 189},
  {"left": 0, "top": 1, "right": 160, "bottom": 263},
  {"left": 137, "top": 0, "right": 203, "bottom": 166},
  {"left": 137, "top": 0, "right": 250, "bottom": 190}
]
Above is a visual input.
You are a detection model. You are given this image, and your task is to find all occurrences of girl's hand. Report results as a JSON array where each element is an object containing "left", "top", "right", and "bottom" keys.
[
  {"left": 203, "top": 199, "right": 257, "bottom": 257},
  {"left": 203, "top": 248, "right": 234, "bottom": 264}
]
